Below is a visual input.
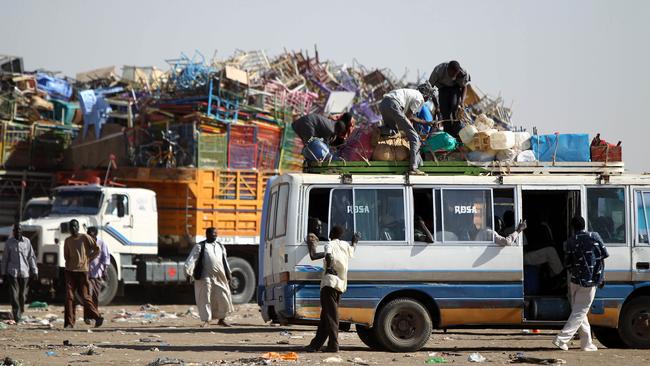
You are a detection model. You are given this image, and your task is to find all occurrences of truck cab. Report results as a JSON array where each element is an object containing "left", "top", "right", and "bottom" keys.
[
  {"left": 22, "top": 197, "right": 53, "bottom": 220},
  {"left": 0, "top": 184, "right": 158, "bottom": 305}
]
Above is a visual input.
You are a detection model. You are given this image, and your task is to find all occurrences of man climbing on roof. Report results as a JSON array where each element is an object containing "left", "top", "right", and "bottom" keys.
[
  {"left": 428, "top": 61, "right": 470, "bottom": 139},
  {"left": 292, "top": 112, "right": 355, "bottom": 147},
  {"left": 379, "top": 82, "right": 435, "bottom": 175}
]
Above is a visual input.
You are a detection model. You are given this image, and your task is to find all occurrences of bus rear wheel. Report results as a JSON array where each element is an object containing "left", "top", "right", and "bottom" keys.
[
  {"left": 374, "top": 298, "right": 432, "bottom": 352},
  {"left": 619, "top": 296, "right": 650, "bottom": 348}
]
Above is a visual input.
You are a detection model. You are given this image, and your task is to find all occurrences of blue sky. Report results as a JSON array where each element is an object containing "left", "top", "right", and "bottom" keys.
[{"left": 3, "top": 0, "right": 649, "bottom": 172}]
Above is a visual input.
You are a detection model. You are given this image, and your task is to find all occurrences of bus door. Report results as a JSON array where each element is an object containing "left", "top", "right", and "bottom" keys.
[
  {"left": 520, "top": 186, "right": 581, "bottom": 321},
  {"left": 633, "top": 189, "right": 650, "bottom": 282}
]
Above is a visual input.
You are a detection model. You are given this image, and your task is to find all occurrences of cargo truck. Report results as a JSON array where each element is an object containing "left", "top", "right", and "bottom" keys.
[{"left": 0, "top": 167, "right": 273, "bottom": 305}]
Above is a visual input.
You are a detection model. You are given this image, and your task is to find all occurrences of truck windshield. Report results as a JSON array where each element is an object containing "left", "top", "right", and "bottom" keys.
[
  {"left": 23, "top": 204, "right": 52, "bottom": 220},
  {"left": 51, "top": 191, "right": 102, "bottom": 215}
]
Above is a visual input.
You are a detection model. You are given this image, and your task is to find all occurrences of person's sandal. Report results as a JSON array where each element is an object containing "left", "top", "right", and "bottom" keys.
[{"left": 409, "top": 169, "right": 426, "bottom": 176}]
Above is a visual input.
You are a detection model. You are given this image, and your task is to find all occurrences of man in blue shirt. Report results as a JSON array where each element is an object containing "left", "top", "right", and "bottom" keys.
[
  {"left": 553, "top": 216, "right": 608, "bottom": 352},
  {"left": 1, "top": 224, "right": 38, "bottom": 322}
]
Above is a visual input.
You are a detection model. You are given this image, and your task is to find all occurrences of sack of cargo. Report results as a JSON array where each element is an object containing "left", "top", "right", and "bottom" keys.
[
  {"left": 490, "top": 131, "right": 515, "bottom": 150},
  {"left": 372, "top": 143, "right": 409, "bottom": 161},
  {"left": 467, "top": 150, "right": 496, "bottom": 162},
  {"left": 339, "top": 126, "right": 375, "bottom": 161},
  {"left": 422, "top": 132, "right": 458, "bottom": 153},
  {"left": 516, "top": 150, "right": 537, "bottom": 162},
  {"left": 496, "top": 148, "right": 518, "bottom": 162},
  {"left": 590, "top": 133, "right": 622, "bottom": 162},
  {"left": 302, "top": 137, "right": 333, "bottom": 163},
  {"left": 468, "top": 129, "right": 496, "bottom": 151},
  {"left": 531, "top": 133, "right": 590, "bottom": 162}
]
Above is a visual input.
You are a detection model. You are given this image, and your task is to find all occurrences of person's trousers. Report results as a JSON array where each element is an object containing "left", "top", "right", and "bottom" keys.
[
  {"left": 438, "top": 86, "right": 463, "bottom": 139},
  {"left": 8, "top": 276, "right": 28, "bottom": 322},
  {"left": 379, "top": 98, "right": 422, "bottom": 170},
  {"left": 65, "top": 271, "right": 101, "bottom": 326},
  {"left": 555, "top": 282, "right": 597, "bottom": 348},
  {"left": 309, "top": 286, "right": 342, "bottom": 350},
  {"left": 194, "top": 276, "right": 233, "bottom": 322},
  {"left": 524, "top": 247, "right": 564, "bottom": 276},
  {"left": 89, "top": 278, "right": 102, "bottom": 310}
]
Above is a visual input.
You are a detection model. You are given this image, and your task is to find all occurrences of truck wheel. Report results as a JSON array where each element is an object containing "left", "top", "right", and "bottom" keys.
[
  {"left": 228, "top": 257, "right": 255, "bottom": 304},
  {"left": 619, "top": 296, "right": 650, "bottom": 348},
  {"left": 593, "top": 327, "right": 625, "bottom": 348},
  {"left": 374, "top": 298, "right": 432, "bottom": 352},
  {"left": 73, "top": 264, "right": 118, "bottom": 306},
  {"left": 356, "top": 325, "right": 384, "bottom": 350}
]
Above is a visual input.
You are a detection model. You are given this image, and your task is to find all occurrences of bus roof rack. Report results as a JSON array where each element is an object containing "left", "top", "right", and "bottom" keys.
[{"left": 302, "top": 161, "right": 625, "bottom": 176}]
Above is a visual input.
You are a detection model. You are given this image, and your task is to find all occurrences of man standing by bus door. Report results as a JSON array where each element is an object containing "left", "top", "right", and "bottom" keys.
[
  {"left": 304, "top": 225, "right": 358, "bottom": 353},
  {"left": 553, "top": 216, "right": 608, "bottom": 351}
]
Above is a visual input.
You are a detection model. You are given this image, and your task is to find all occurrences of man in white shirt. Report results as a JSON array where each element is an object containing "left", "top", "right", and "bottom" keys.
[
  {"left": 379, "top": 82, "right": 435, "bottom": 175},
  {"left": 304, "top": 225, "right": 358, "bottom": 353}
]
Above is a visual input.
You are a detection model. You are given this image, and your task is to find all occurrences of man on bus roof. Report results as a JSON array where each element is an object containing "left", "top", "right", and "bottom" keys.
[{"left": 292, "top": 112, "right": 355, "bottom": 147}]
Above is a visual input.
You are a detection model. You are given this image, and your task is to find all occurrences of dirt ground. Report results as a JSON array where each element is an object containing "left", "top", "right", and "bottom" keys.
[{"left": 0, "top": 303, "right": 648, "bottom": 366}]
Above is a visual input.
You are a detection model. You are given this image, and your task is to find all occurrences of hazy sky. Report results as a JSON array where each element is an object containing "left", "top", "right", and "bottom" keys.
[{"left": 3, "top": 0, "right": 649, "bottom": 172}]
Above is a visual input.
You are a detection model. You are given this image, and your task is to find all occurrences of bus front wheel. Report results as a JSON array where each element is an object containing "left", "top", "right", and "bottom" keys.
[
  {"left": 374, "top": 298, "right": 432, "bottom": 352},
  {"left": 593, "top": 327, "right": 625, "bottom": 348},
  {"left": 619, "top": 296, "right": 650, "bottom": 348}
]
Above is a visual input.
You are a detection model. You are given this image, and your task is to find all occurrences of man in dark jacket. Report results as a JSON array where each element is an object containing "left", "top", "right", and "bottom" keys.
[
  {"left": 428, "top": 61, "right": 470, "bottom": 139},
  {"left": 292, "top": 113, "right": 354, "bottom": 146},
  {"left": 553, "top": 216, "right": 608, "bottom": 352}
]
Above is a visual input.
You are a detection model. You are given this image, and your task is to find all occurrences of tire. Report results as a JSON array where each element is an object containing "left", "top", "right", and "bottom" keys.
[
  {"left": 228, "top": 257, "right": 255, "bottom": 304},
  {"left": 374, "top": 298, "right": 432, "bottom": 352},
  {"left": 594, "top": 327, "right": 626, "bottom": 348},
  {"left": 356, "top": 324, "right": 384, "bottom": 350},
  {"left": 74, "top": 264, "right": 118, "bottom": 306},
  {"left": 619, "top": 296, "right": 650, "bottom": 348}
]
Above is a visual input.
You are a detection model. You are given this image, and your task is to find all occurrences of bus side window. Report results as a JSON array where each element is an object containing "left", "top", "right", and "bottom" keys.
[
  {"left": 330, "top": 189, "right": 354, "bottom": 241},
  {"left": 440, "top": 189, "right": 493, "bottom": 243},
  {"left": 266, "top": 191, "right": 278, "bottom": 241},
  {"left": 413, "top": 188, "right": 434, "bottom": 243},
  {"left": 636, "top": 191, "right": 650, "bottom": 244},
  {"left": 587, "top": 188, "right": 626, "bottom": 244},
  {"left": 307, "top": 188, "right": 332, "bottom": 241}
]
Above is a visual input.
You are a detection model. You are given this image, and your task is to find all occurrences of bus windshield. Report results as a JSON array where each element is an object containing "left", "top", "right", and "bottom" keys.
[{"left": 51, "top": 191, "right": 102, "bottom": 215}]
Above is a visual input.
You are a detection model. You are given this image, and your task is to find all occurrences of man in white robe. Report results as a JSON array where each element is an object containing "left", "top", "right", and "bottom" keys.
[{"left": 184, "top": 227, "right": 234, "bottom": 327}]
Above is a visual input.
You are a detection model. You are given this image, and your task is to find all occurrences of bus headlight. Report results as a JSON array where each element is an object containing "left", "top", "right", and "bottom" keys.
[{"left": 44, "top": 253, "right": 57, "bottom": 264}]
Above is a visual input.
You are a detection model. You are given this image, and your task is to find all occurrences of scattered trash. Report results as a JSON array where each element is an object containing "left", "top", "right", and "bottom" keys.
[
  {"left": 425, "top": 356, "right": 448, "bottom": 364},
  {"left": 261, "top": 352, "right": 298, "bottom": 361},
  {"left": 45, "top": 351, "right": 57, "bottom": 357},
  {"left": 349, "top": 357, "right": 369, "bottom": 365},
  {"left": 150, "top": 347, "right": 160, "bottom": 352},
  {"left": 63, "top": 340, "right": 71, "bottom": 346},
  {"left": 1, "top": 357, "right": 21, "bottom": 366},
  {"left": 510, "top": 353, "right": 566, "bottom": 365},
  {"left": 141, "top": 304, "right": 160, "bottom": 312},
  {"left": 279, "top": 330, "right": 292, "bottom": 336},
  {"left": 468, "top": 353, "right": 487, "bottom": 362},
  {"left": 83, "top": 347, "right": 99, "bottom": 356},
  {"left": 146, "top": 357, "right": 186, "bottom": 366},
  {"left": 0, "top": 323, "right": 7, "bottom": 330},
  {"left": 140, "top": 338, "right": 163, "bottom": 343},
  {"left": 231, "top": 357, "right": 271, "bottom": 366},
  {"left": 276, "top": 340, "right": 290, "bottom": 345},
  {"left": 323, "top": 356, "right": 343, "bottom": 363},
  {"left": 28, "top": 301, "right": 48, "bottom": 309}
]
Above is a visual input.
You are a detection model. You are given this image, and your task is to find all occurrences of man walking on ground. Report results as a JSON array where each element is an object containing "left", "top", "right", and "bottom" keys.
[
  {"left": 184, "top": 227, "right": 234, "bottom": 327},
  {"left": 292, "top": 112, "right": 355, "bottom": 147},
  {"left": 553, "top": 216, "right": 608, "bottom": 351},
  {"left": 85, "top": 226, "right": 110, "bottom": 324},
  {"left": 64, "top": 219, "right": 104, "bottom": 328},
  {"left": 428, "top": 61, "right": 470, "bottom": 139},
  {"left": 379, "top": 82, "right": 435, "bottom": 175},
  {"left": 1, "top": 224, "right": 38, "bottom": 322},
  {"left": 304, "top": 225, "right": 358, "bottom": 353}
]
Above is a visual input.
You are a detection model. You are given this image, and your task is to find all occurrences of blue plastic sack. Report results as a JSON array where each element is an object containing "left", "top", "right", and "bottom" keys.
[
  {"left": 531, "top": 134, "right": 590, "bottom": 162},
  {"left": 302, "top": 138, "right": 333, "bottom": 162},
  {"left": 36, "top": 73, "right": 73, "bottom": 100}
]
